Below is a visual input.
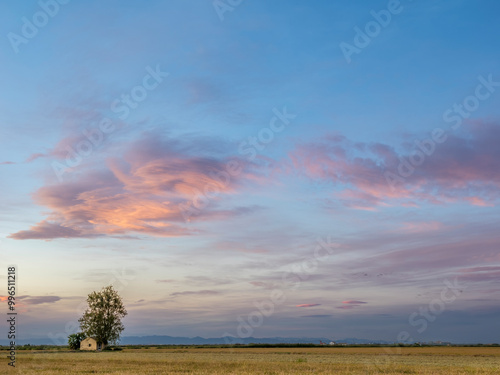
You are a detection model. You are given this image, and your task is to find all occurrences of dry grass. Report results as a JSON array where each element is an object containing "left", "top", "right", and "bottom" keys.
[{"left": 3, "top": 347, "right": 500, "bottom": 374}]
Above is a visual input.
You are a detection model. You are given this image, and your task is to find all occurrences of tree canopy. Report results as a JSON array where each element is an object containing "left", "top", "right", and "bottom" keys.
[
  {"left": 68, "top": 332, "right": 86, "bottom": 350},
  {"left": 78, "top": 285, "right": 127, "bottom": 345}
]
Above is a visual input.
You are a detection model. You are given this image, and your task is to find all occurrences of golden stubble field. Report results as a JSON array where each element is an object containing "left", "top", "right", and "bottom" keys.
[{"left": 3, "top": 347, "right": 500, "bottom": 374}]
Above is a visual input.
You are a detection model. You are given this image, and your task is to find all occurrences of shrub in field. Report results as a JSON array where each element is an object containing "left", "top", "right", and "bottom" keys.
[{"left": 68, "top": 332, "right": 86, "bottom": 350}]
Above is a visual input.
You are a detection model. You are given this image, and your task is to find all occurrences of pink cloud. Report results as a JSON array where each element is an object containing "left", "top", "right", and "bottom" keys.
[
  {"left": 401, "top": 221, "right": 445, "bottom": 233},
  {"left": 170, "top": 290, "right": 219, "bottom": 297},
  {"left": 10, "top": 220, "right": 89, "bottom": 240},
  {"left": 339, "top": 231, "right": 500, "bottom": 286},
  {"left": 9, "top": 132, "right": 261, "bottom": 240},
  {"left": 342, "top": 300, "right": 367, "bottom": 305},
  {"left": 25, "top": 153, "right": 46, "bottom": 162},
  {"left": 456, "top": 266, "right": 500, "bottom": 283},
  {"left": 336, "top": 300, "right": 367, "bottom": 309},
  {"left": 290, "top": 122, "right": 500, "bottom": 209},
  {"left": 296, "top": 303, "right": 321, "bottom": 308},
  {"left": 465, "top": 196, "right": 494, "bottom": 207},
  {"left": 17, "top": 295, "right": 61, "bottom": 305}
]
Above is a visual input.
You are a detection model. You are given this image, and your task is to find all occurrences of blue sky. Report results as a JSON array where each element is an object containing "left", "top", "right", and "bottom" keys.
[{"left": 1, "top": 0, "right": 500, "bottom": 344}]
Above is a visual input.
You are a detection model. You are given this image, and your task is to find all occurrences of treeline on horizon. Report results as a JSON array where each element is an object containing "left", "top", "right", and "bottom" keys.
[{"left": 1, "top": 343, "right": 499, "bottom": 350}]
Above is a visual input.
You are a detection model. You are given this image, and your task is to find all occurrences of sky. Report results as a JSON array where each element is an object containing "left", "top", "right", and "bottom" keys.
[{"left": 0, "top": 0, "right": 499, "bottom": 344}]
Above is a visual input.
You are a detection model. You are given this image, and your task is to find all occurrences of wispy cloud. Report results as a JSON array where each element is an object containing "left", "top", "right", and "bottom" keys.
[
  {"left": 457, "top": 266, "right": 500, "bottom": 283},
  {"left": 170, "top": 290, "right": 219, "bottom": 297},
  {"left": 9, "top": 220, "right": 92, "bottom": 240},
  {"left": 342, "top": 300, "right": 367, "bottom": 305},
  {"left": 290, "top": 122, "right": 500, "bottom": 209},
  {"left": 249, "top": 281, "right": 275, "bottom": 289},
  {"left": 9, "top": 131, "right": 261, "bottom": 240},
  {"left": 17, "top": 295, "right": 61, "bottom": 305},
  {"left": 400, "top": 221, "right": 445, "bottom": 233},
  {"left": 336, "top": 300, "right": 367, "bottom": 309},
  {"left": 25, "top": 153, "right": 46, "bottom": 163},
  {"left": 296, "top": 303, "right": 321, "bottom": 308}
]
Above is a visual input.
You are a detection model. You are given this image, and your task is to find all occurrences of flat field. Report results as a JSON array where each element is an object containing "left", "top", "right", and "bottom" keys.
[{"left": 2, "top": 346, "right": 500, "bottom": 374}]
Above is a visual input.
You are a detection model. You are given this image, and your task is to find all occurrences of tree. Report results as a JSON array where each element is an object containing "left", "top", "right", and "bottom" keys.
[
  {"left": 68, "top": 332, "right": 86, "bottom": 350},
  {"left": 78, "top": 285, "right": 127, "bottom": 345}
]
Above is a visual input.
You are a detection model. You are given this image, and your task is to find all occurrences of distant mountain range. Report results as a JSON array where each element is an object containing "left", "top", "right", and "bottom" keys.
[
  {"left": 0, "top": 335, "right": 392, "bottom": 346},
  {"left": 121, "top": 336, "right": 391, "bottom": 345}
]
